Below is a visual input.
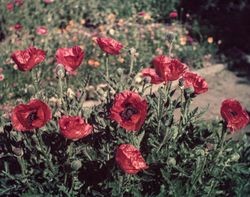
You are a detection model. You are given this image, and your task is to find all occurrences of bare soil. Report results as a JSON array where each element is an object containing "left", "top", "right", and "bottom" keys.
[{"left": 192, "top": 69, "right": 250, "bottom": 120}]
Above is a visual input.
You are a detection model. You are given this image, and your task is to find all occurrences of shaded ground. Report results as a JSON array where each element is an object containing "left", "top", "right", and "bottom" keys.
[{"left": 192, "top": 69, "right": 250, "bottom": 120}]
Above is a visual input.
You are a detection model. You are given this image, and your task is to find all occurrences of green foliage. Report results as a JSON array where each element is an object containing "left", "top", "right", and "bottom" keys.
[
  {"left": 0, "top": 65, "right": 249, "bottom": 195},
  {"left": 0, "top": 1, "right": 248, "bottom": 196}
]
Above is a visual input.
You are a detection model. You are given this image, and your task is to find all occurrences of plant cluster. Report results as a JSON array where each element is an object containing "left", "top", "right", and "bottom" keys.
[{"left": 0, "top": 34, "right": 249, "bottom": 196}]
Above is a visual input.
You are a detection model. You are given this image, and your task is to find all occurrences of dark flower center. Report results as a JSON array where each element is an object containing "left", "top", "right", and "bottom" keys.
[
  {"left": 27, "top": 111, "right": 38, "bottom": 125},
  {"left": 120, "top": 104, "right": 138, "bottom": 120},
  {"left": 229, "top": 110, "right": 237, "bottom": 117}
]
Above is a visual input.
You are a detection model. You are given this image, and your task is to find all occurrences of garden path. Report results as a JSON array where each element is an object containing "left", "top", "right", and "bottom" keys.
[{"left": 191, "top": 68, "right": 250, "bottom": 120}]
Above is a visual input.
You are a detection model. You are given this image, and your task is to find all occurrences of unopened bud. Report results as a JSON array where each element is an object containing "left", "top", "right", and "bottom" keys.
[
  {"left": 49, "top": 97, "right": 62, "bottom": 107},
  {"left": 195, "top": 148, "right": 205, "bottom": 156},
  {"left": 229, "top": 153, "right": 240, "bottom": 162},
  {"left": 56, "top": 64, "right": 65, "bottom": 78},
  {"left": 66, "top": 88, "right": 75, "bottom": 99},
  {"left": 4, "top": 124, "right": 12, "bottom": 132},
  {"left": 71, "top": 160, "right": 82, "bottom": 171},
  {"left": 27, "top": 85, "right": 36, "bottom": 95},
  {"left": 184, "top": 87, "right": 194, "bottom": 99},
  {"left": 117, "top": 68, "right": 124, "bottom": 76},
  {"left": 167, "top": 157, "right": 176, "bottom": 166},
  {"left": 178, "top": 78, "right": 184, "bottom": 89},
  {"left": 129, "top": 47, "right": 139, "bottom": 58},
  {"left": 12, "top": 146, "right": 23, "bottom": 157},
  {"left": 172, "top": 127, "right": 178, "bottom": 139}
]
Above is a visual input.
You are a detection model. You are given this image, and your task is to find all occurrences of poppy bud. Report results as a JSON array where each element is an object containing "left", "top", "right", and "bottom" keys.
[
  {"left": 56, "top": 64, "right": 65, "bottom": 79},
  {"left": 229, "top": 153, "right": 240, "bottom": 162},
  {"left": 11, "top": 146, "right": 24, "bottom": 157},
  {"left": 167, "top": 157, "right": 176, "bottom": 166},
  {"left": 71, "top": 160, "right": 82, "bottom": 171},
  {"left": 27, "top": 85, "right": 36, "bottom": 95}
]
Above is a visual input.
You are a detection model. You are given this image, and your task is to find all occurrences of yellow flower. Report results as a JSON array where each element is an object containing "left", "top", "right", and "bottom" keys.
[
  {"left": 69, "top": 20, "right": 75, "bottom": 27},
  {"left": 207, "top": 37, "right": 213, "bottom": 44},
  {"left": 118, "top": 19, "right": 125, "bottom": 27},
  {"left": 80, "top": 19, "right": 86, "bottom": 25},
  {"left": 107, "top": 13, "right": 116, "bottom": 23},
  {"left": 98, "top": 25, "right": 105, "bottom": 33},
  {"left": 117, "top": 56, "right": 125, "bottom": 63},
  {"left": 88, "top": 59, "right": 101, "bottom": 68},
  {"left": 143, "top": 13, "right": 151, "bottom": 20},
  {"left": 179, "top": 35, "right": 187, "bottom": 45},
  {"left": 67, "top": 88, "right": 75, "bottom": 99}
]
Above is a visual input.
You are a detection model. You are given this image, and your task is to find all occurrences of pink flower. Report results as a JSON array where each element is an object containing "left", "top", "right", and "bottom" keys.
[
  {"left": 6, "top": 2, "right": 14, "bottom": 11},
  {"left": 14, "top": 0, "right": 24, "bottom": 6},
  {"left": 36, "top": 26, "right": 48, "bottom": 35},
  {"left": 169, "top": 11, "right": 178, "bottom": 18},
  {"left": 187, "top": 36, "right": 194, "bottom": 44},
  {"left": 0, "top": 74, "right": 4, "bottom": 81},
  {"left": 43, "top": 0, "right": 54, "bottom": 4},
  {"left": 138, "top": 11, "right": 146, "bottom": 17},
  {"left": 14, "top": 23, "right": 23, "bottom": 31}
]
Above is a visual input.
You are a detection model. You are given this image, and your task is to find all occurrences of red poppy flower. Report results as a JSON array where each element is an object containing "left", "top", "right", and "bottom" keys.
[
  {"left": 110, "top": 91, "right": 147, "bottom": 131},
  {"left": 55, "top": 46, "right": 84, "bottom": 74},
  {"left": 36, "top": 26, "right": 48, "bottom": 35},
  {"left": 220, "top": 99, "right": 249, "bottom": 132},
  {"left": 116, "top": 144, "right": 148, "bottom": 174},
  {"left": 183, "top": 72, "right": 208, "bottom": 94},
  {"left": 141, "top": 68, "right": 164, "bottom": 84},
  {"left": 59, "top": 116, "right": 93, "bottom": 140},
  {"left": 43, "top": 0, "right": 54, "bottom": 3},
  {"left": 11, "top": 47, "right": 46, "bottom": 71},
  {"left": 169, "top": 11, "right": 178, "bottom": 18},
  {"left": 138, "top": 11, "right": 146, "bottom": 17},
  {"left": 11, "top": 99, "right": 52, "bottom": 132},
  {"left": 14, "top": 23, "right": 23, "bottom": 31},
  {"left": 96, "top": 37, "right": 123, "bottom": 55},
  {"left": 14, "top": 0, "right": 24, "bottom": 6},
  {"left": 0, "top": 74, "right": 5, "bottom": 81},
  {"left": 6, "top": 2, "right": 14, "bottom": 11},
  {"left": 152, "top": 55, "right": 187, "bottom": 81}
]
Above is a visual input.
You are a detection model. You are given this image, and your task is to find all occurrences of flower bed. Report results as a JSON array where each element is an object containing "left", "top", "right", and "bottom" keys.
[
  {"left": 0, "top": 36, "right": 249, "bottom": 196},
  {"left": 0, "top": 1, "right": 249, "bottom": 196}
]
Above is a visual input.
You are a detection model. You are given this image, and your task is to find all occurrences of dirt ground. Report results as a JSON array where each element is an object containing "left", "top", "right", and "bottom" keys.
[
  {"left": 191, "top": 69, "right": 250, "bottom": 120},
  {"left": 1, "top": 65, "right": 250, "bottom": 124}
]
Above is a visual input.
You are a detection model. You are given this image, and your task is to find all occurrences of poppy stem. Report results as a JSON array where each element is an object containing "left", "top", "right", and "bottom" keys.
[
  {"left": 178, "top": 87, "right": 184, "bottom": 134},
  {"left": 168, "top": 34, "right": 176, "bottom": 57},
  {"left": 58, "top": 74, "right": 64, "bottom": 109},
  {"left": 105, "top": 54, "right": 109, "bottom": 80},
  {"left": 207, "top": 125, "right": 228, "bottom": 193},
  {"left": 31, "top": 69, "right": 39, "bottom": 93},
  {"left": 35, "top": 131, "right": 55, "bottom": 175},
  {"left": 129, "top": 53, "right": 134, "bottom": 75},
  {"left": 157, "top": 126, "right": 169, "bottom": 152},
  {"left": 156, "top": 83, "right": 171, "bottom": 135},
  {"left": 212, "top": 124, "right": 227, "bottom": 165},
  {"left": 17, "top": 156, "right": 26, "bottom": 176},
  {"left": 67, "top": 140, "right": 74, "bottom": 159},
  {"left": 156, "top": 95, "right": 162, "bottom": 135}
]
